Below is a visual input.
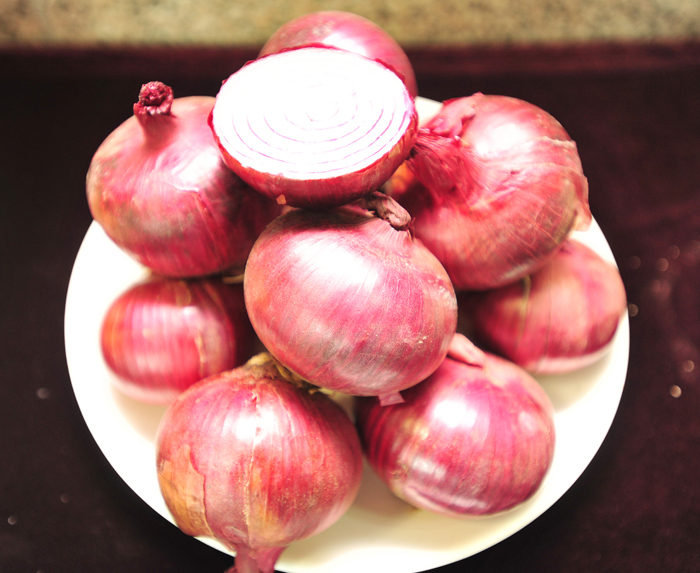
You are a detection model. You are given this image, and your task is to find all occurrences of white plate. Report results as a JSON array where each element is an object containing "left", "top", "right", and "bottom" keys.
[{"left": 64, "top": 97, "right": 629, "bottom": 573}]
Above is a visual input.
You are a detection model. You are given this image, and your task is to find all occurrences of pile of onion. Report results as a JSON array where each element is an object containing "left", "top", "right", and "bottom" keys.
[
  {"left": 156, "top": 353, "right": 363, "bottom": 573},
  {"left": 86, "top": 81, "right": 281, "bottom": 278},
  {"left": 460, "top": 239, "right": 627, "bottom": 374},
  {"left": 80, "top": 10, "right": 631, "bottom": 569},
  {"left": 243, "top": 192, "right": 458, "bottom": 405},
  {"left": 210, "top": 46, "right": 417, "bottom": 209},
  {"left": 389, "top": 93, "right": 592, "bottom": 291},
  {"left": 259, "top": 10, "right": 418, "bottom": 99},
  {"left": 100, "top": 276, "right": 255, "bottom": 404},
  {"left": 354, "top": 334, "right": 556, "bottom": 517}
]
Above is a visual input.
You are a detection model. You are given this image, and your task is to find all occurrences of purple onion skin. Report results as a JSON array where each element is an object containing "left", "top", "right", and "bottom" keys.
[
  {"left": 396, "top": 93, "right": 591, "bottom": 291},
  {"left": 355, "top": 351, "right": 555, "bottom": 517},
  {"left": 101, "top": 276, "right": 255, "bottom": 405},
  {"left": 156, "top": 355, "right": 363, "bottom": 573},
  {"left": 243, "top": 198, "right": 458, "bottom": 401},
  {"left": 259, "top": 10, "right": 418, "bottom": 98},
  {"left": 461, "top": 239, "right": 627, "bottom": 374},
  {"left": 87, "top": 84, "right": 281, "bottom": 278}
]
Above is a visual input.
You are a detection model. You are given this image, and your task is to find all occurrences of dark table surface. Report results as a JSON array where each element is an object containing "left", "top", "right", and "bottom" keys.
[{"left": 1, "top": 45, "right": 700, "bottom": 573}]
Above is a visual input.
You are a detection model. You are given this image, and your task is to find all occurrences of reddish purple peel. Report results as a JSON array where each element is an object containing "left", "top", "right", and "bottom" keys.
[
  {"left": 396, "top": 93, "right": 591, "bottom": 291},
  {"left": 243, "top": 198, "right": 458, "bottom": 397},
  {"left": 210, "top": 47, "right": 418, "bottom": 209},
  {"left": 100, "top": 277, "right": 255, "bottom": 405},
  {"left": 354, "top": 352, "right": 555, "bottom": 517},
  {"left": 156, "top": 355, "right": 363, "bottom": 573},
  {"left": 87, "top": 86, "right": 282, "bottom": 278},
  {"left": 259, "top": 10, "right": 419, "bottom": 99},
  {"left": 461, "top": 239, "right": 627, "bottom": 375}
]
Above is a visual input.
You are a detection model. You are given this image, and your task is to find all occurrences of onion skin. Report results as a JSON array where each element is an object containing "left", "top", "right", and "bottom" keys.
[
  {"left": 243, "top": 193, "right": 458, "bottom": 403},
  {"left": 87, "top": 81, "right": 281, "bottom": 278},
  {"left": 210, "top": 47, "right": 418, "bottom": 209},
  {"left": 354, "top": 343, "right": 555, "bottom": 517},
  {"left": 460, "top": 239, "right": 627, "bottom": 374},
  {"left": 156, "top": 354, "right": 363, "bottom": 573},
  {"left": 259, "top": 10, "right": 418, "bottom": 98},
  {"left": 394, "top": 93, "right": 591, "bottom": 291},
  {"left": 100, "top": 276, "right": 255, "bottom": 405}
]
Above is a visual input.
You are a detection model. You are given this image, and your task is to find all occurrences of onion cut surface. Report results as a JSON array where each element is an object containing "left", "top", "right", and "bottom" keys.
[{"left": 210, "top": 47, "right": 418, "bottom": 208}]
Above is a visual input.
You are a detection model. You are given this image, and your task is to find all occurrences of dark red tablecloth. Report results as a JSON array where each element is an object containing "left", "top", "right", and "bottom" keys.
[{"left": 1, "top": 45, "right": 699, "bottom": 572}]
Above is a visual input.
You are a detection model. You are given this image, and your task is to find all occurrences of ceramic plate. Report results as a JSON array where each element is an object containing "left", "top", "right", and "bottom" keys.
[{"left": 64, "top": 97, "right": 629, "bottom": 573}]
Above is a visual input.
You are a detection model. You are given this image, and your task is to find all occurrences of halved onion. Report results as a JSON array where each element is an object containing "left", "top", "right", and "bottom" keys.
[{"left": 210, "top": 46, "right": 417, "bottom": 209}]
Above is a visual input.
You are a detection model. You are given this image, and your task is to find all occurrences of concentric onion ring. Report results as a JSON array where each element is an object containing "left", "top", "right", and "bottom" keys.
[{"left": 210, "top": 47, "right": 418, "bottom": 208}]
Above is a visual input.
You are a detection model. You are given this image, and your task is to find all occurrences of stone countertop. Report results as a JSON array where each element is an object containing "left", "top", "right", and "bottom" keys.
[{"left": 1, "top": 0, "right": 699, "bottom": 47}]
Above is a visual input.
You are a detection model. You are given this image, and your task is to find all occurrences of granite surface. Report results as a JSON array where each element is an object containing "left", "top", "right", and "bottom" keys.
[{"left": 1, "top": 0, "right": 699, "bottom": 47}]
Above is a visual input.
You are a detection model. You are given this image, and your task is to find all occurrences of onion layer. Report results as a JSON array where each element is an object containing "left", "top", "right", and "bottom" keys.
[
  {"left": 210, "top": 47, "right": 417, "bottom": 209},
  {"left": 87, "top": 81, "right": 281, "bottom": 278},
  {"left": 243, "top": 192, "right": 458, "bottom": 403},
  {"left": 354, "top": 336, "right": 555, "bottom": 517},
  {"left": 259, "top": 10, "right": 418, "bottom": 98},
  {"left": 156, "top": 353, "right": 363, "bottom": 573},
  {"left": 101, "top": 276, "right": 255, "bottom": 404},
  {"left": 460, "top": 239, "right": 627, "bottom": 374},
  {"left": 393, "top": 93, "right": 591, "bottom": 291}
]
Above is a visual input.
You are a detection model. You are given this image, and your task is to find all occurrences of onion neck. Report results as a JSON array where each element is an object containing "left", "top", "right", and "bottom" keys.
[
  {"left": 245, "top": 352, "right": 320, "bottom": 393},
  {"left": 361, "top": 191, "right": 412, "bottom": 231},
  {"left": 225, "top": 545, "right": 286, "bottom": 573},
  {"left": 133, "top": 81, "right": 177, "bottom": 146},
  {"left": 407, "top": 129, "right": 477, "bottom": 206}
]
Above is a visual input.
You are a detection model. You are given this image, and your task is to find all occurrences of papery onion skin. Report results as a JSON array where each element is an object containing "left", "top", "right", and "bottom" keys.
[
  {"left": 210, "top": 47, "right": 418, "bottom": 209},
  {"left": 395, "top": 93, "right": 591, "bottom": 291},
  {"left": 87, "top": 81, "right": 281, "bottom": 278},
  {"left": 354, "top": 344, "right": 555, "bottom": 517},
  {"left": 460, "top": 239, "right": 627, "bottom": 374},
  {"left": 259, "top": 10, "right": 418, "bottom": 98},
  {"left": 100, "top": 276, "right": 255, "bottom": 405},
  {"left": 243, "top": 193, "right": 458, "bottom": 402},
  {"left": 156, "top": 354, "right": 363, "bottom": 573}
]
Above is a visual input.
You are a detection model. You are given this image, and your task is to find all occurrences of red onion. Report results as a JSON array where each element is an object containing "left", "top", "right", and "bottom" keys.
[
  {"left": 354, "top": 334, "right": 555, "bottom": 517},
  {"left": 243, "top": 192, "right": 458, "bottom": 404},
  {"left": 391, "top": 93, "right": 591, "bottom": 291},
  {"left": 156, "top": 353, "right": 363, "bottom": 573},
  {"left": 259, "top": 10, "right": 418, "bottom": 98},
  {"left": 100, "top": 276, "right": 255, "bottom": 404},
  {"left": 460, "top": 239, "right": 627, "bottom": 374},
  {"left": 86, "top": 81, "right": 281, "bottom": 278},
  {"left": 210, "top": 47, "right": 418, "bottom": 209}
]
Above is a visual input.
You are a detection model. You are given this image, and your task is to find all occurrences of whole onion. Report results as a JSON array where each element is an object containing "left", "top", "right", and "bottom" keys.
[
  {"left": 392, "top": 92, "right": 591, "bottom": 291},
  {"left": 243, "top": 192, "right": 458, "bottom": 404},
  {"left": 210, "top": 47, "right": 417, "bottom": 209},
  {"left": 156, "top": 353, "right": 363, "bottom": 573},
  {"left": 460, "top": 239, "right": 627, "bottom": 374},
  {"left": 100, "top": 276, "right": 255, "bottom": 404},
  {"left": 86, "top": 81, "right": 281, "bottom": 278},
  {"left": 354, "top": 334, "right": 556, "bottom": 517},
  {"left": 259, "top": 10, "right": 418, "bottom": 98}
]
